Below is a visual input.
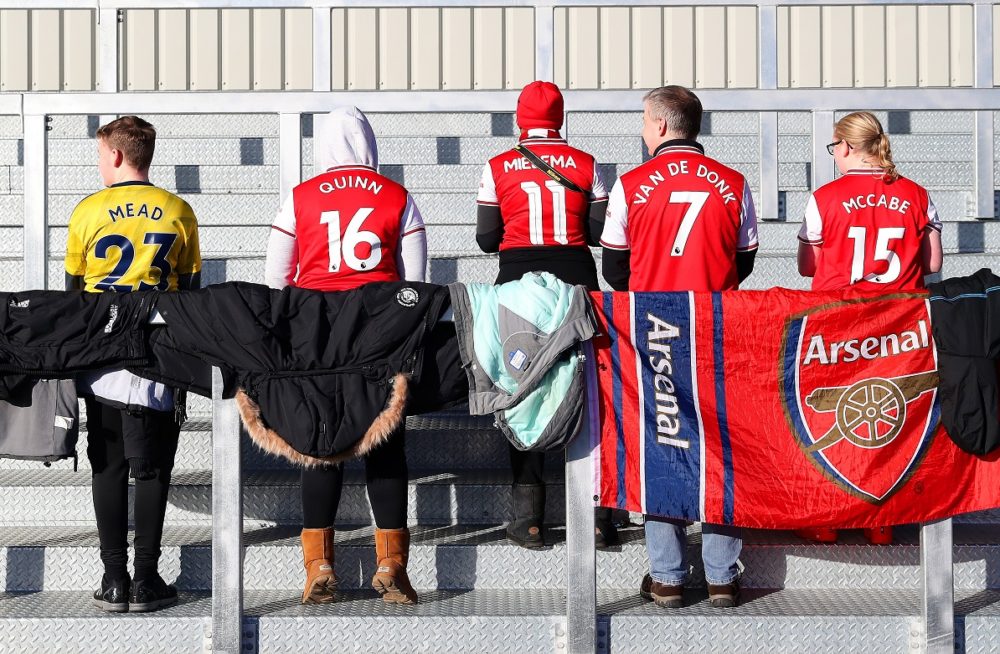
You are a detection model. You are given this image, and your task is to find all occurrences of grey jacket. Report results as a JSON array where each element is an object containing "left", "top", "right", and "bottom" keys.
[{"left": 0, "top": 379, "right": 78, "bottom": 463}]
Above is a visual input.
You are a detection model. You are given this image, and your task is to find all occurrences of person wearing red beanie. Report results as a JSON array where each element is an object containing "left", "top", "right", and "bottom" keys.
[{"left": 476, "top": 81, "right": 620, "bottom": 550}]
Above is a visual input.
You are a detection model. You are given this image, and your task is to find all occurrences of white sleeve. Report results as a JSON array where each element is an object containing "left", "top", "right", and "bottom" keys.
[
  {"left": 476, "top": 162, "right": 498, "bottom": 205},
  {"left": 925, "top": 194, "right": 942, "bottom": 232},
  {"left": 737, "top": 180, "right": 759, "bottom": 251},
  {"left": 264, "top": 194, "right": 298, "bottom": 289},
  {"left": 590, "top": 161, "right": 608, "bottom": 201},
  {"left": 798, "top": 194, "right": 824, "bottom": 245},
  {"left": 396, "top": 194, "right": 427, "bottom": 282},
  {"left": 599, "top": 180, "right": 629, "bottom": 250}
]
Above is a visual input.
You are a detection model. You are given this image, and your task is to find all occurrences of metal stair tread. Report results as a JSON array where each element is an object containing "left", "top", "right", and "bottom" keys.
[
  {"left": 0, "top": 468, "right": 566, "bottom": 487},
  {"left": 0, "top": 590, "right": 211, "bottom": 619}
]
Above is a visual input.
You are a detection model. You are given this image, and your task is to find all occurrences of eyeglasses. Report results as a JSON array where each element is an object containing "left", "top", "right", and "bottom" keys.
[{"left": 826, "top": 140, "right": 853, "bottom": 156}]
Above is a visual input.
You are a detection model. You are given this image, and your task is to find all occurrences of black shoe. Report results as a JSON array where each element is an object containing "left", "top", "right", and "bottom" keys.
[
  {"left": 129, "top": 575, "right": 178, "bottom": 613},
  {"left": 507, "top": 484, "right": 546, "bottom": 549},
  {"left": 92, "top": 575, "right": 130, "bottom": 613}
]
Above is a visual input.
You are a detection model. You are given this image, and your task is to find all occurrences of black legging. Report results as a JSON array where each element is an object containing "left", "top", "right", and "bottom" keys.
[
  {"left": 301, "top": 426, "right": 408, "bottom": 530},
  {"left": 86, "top": 397, "right": 180, "bottom": 582}
]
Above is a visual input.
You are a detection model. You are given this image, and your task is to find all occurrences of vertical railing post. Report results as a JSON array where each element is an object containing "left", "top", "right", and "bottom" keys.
[
  {"left": 98, "top": 7, "right": 119, "bottom": 93},
  {"left": 565, "top": 342, "right": 598, "bottom": 654},
  {"left": 812, "top": 110, "right": 835, "bottom": 191},
  {"left": 211, "top": 367, "right": 244, "bottom": 654},
  {"left": 535, "top": 3, "right": 555, "bottom": 83},
  {"left": 22, "top": 113, "right": 48, "bottom": 290},
  {"left": 758, "top": 2, "right": 780, "bottom": 221},
  {"left": 974, "top": 1, "right": 995, "bottom": 220},
  {"left": 313, "top": 7, "right": 332, "bottom": 92},
  {"left": 920, "top": 518, "right": 954, "bottom": 653}
]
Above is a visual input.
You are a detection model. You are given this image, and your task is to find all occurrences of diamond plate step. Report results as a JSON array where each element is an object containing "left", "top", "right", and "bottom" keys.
[
  {"left": 0, "top": 469, "right": 566, "bottom": 527},
  {"left": 0, "top": 412, "right": 544, "bottom": 473},
  {"left": 245, "top": 589, "right": 567, "bottom": 654},
  {"left": 0, "top": 591, "right": 210, "bottom": 654},
  {"left": 5, "top": 524, "right": 1000, "bottom": 594}
]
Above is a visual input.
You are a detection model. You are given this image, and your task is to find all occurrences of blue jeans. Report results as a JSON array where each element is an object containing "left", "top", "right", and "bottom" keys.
[{"left": 645, "top": 517, "right": 742, "bottom": 586}]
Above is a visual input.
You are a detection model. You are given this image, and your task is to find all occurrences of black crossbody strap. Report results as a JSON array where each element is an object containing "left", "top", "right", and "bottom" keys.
[{"left": 514, "top": 144, "right": 588, "bottom": 195}]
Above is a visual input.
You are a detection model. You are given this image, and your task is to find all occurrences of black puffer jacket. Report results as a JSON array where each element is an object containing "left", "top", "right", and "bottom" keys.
[{"left": 928, "top": 268, "right": 1000, "bottom": 455}]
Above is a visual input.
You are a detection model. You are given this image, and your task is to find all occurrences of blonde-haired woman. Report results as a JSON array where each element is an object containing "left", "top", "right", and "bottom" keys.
[{"left": 796, "top": 111, "right": 943, "bottom": 544}]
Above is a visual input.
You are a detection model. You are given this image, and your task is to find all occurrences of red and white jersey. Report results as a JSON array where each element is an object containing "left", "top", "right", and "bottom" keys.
[
  {"left": 273, "top": 164, "right": 425, "bottom": 292},
  {"left": 798, "top": 169, "right": 941, "bottom": 292},
  {"left": 477, "top": 134, "right": 607, "bottom": 250},
  {"left": 601, "top": 142, "right": 758, "bottom": 292}
]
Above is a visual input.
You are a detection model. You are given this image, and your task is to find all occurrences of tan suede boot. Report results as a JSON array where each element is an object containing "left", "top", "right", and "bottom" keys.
[
  {"left": 300, "top": 527, "right": 336, "bottom": 604},
  {"left": 371, "top": 527, "right": 418, "bottom": 604}
]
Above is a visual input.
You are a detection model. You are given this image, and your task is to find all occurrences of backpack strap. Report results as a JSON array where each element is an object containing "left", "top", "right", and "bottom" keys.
[{"left": 514, "top": 144, "right": 588, "bottom": 195}]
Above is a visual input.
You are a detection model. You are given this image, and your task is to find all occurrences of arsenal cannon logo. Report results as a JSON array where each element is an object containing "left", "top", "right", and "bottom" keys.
[{"left": 780, "top": 296, "right": 941, "bottom": 504}]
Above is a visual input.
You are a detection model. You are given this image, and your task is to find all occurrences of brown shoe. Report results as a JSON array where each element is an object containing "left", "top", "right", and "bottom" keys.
[
  {"left": 300, "top": 527, "right": 337, "bottom": 604},
  {"left": 372, "top": 527, "right": 419, "bottom": 604},
  {"left": 640, "top": 574, "right": 683, "bottom": 608},
  {"left": 708, "top": 580, "right": 740, "bottom": 608}
]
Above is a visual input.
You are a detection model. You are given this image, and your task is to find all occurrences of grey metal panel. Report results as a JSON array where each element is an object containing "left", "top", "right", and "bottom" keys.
[
  {"left": 250, "top": 589, "right": 565, "bottom": 654},
  {"left": 0, "top": 591, "right": 210, "bottom": 654},
  {"left": 42, "top": 165, "right": 278, "bottom": 194},
  {"left": 368, "top": 113, "right": 498, "bottom": 138},
  {"left": 601, "top": 588, "right": 916, "bottom": 654},
  {"left": 0, "top": 258, "right": 23, "bottom": 291},
  {"left": 48, "top": 137, "right": 281, "bottom": 167}
]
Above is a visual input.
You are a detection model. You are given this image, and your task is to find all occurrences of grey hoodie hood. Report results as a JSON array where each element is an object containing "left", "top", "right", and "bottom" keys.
[{"left": 315, "top": 106, "right": 378, "bottom": 171}]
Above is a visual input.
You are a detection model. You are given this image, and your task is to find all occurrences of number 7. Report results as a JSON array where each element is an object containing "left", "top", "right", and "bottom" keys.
[{"left": 668, "top": 191, "right": 710, "bottom": 256}]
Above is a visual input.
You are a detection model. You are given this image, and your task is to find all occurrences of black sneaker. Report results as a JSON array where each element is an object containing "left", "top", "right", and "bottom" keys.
[
  {"left": 129, "top": 575, "right": 178, "bottom": 613},
  {"left": 92, "top": 575, "right": 130, "bottom": 613}
]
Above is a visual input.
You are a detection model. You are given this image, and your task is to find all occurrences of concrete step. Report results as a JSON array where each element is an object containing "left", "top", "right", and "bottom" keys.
[
  {"left": 0, "top": 412, "right": 538, "bottom": 473},
  {"left": 3, "top": 524, "right": 1000, "bottom": 594},
  {"left": 0, "top": 469, "right": 566, "bottom": 527}
]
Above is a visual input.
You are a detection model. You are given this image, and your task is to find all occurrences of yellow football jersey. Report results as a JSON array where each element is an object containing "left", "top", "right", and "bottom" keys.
[{"left": 65, "top": 181, "right": 201, "bottom": 293}]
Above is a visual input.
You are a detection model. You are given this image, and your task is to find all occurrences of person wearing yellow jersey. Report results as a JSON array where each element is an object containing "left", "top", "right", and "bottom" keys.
[{"left": 65, "top": 116, "right": 201, "bottom": 613}]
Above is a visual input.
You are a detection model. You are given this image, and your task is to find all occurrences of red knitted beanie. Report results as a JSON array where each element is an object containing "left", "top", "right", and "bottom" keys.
[{"left": 515, "top": 81, "right": 564, "bottom": 130}]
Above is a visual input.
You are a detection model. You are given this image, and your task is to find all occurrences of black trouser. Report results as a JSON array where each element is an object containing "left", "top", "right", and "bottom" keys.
[
  {"left": 86, "top": 397, "right": 180, "bottom": 582},
  {"left": 301, "top": 426, "right": 408, "bottom": 530}
]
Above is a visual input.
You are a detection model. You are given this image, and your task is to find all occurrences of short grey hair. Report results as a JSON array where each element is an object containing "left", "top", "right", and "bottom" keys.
[{"left": 642, "top": 86, "right": 703, "bottom": 139}]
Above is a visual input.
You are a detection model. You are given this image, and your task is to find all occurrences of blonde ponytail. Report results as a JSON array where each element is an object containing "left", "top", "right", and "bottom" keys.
[{"left": 834, "top": 111, "right": 899, "bottom": 182}]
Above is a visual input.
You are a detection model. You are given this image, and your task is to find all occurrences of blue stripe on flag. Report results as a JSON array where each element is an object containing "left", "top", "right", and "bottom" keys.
[
  {"left": 712, "top": 293, "right": 736, "bottom": 524},
  {"left": 603, "top": 293, "right": 627, "bottom": 510}
]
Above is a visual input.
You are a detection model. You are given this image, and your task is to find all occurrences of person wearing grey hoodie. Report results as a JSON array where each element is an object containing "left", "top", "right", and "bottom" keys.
[{"left": 264, "top": 107, "right": 427, "bottom": 605}]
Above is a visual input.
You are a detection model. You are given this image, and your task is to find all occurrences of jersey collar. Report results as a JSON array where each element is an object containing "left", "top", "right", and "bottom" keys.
[
  {"left": 652, "top": 139, "right": 705, "bottom": 157},
  {"left": 845, "top": 168, "right": 886, "bottom": 176},
  {"left": 110, "top": 180, "right": 154, "bottom": 188},
  {"left": 518, "top": 128, "right": 565, "bottom": 143}
]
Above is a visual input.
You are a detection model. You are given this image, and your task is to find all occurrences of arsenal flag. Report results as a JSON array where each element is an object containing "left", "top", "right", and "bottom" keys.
[{"left": 592, "top": 288, "right": 1000, "bottom": 528}]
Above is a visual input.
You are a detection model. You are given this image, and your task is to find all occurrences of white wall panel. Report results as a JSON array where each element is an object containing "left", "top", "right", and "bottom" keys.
[
  {"left": 331, "top": 8, "right": 346, "bottom": 90},
  {"left": 631, "top": 7, "right": 662, "bottom": 89},
  {"left": 663, "top": 6, "right": 694, "bottom": 87},
  {"left": 379, "top": 8, "right": 409, "bottom": 90},
  {"left": 189, "top": 9, "right": 220, "bottom": 91},
  {"left": 949, "top": 4, "right": 973, "bottom": 87},
  {"left": 283, "top": 8, "right": 312, "bottom": 90},
  {"left": 568, "top": 7, "right": 599, "bottom": 89},
  {"left": 887, "top": 5, "right": 918, "bottom": 87},
  {"left": 853, "top": 6, "right": 885, "bottom": 87},
  {"left": 788, "top": 6, "right": 821, "bottom": 88},
  {"left": 157, "top": 9, "right": 188, "bottom": 91},
  {"left": 252, "top": 8, "right": 283, "bottom": 90},
  {"left": 30, "top": 9, "right": 61, "bottom": 91},
  {"left": 410, "top": 8, "right": 440, "bottom": 90},
  {"left": 473, "top": 8, "right": 503, "bottom": 89},
  {"left": 441, "top": 8, "right": 472, "bottom": 90},
  {"left": 62, "top": 9, "right": 94, "bottom": 91},
  {"left": 221, "top": 9, "right": 251, "bottom": 90},
  {"left": 504, "top": 8, "right": 534, "bottom": 90},
  {"left": 821, "top": 6, "right": 853, "bottom": 88},
  {"left": 777, "top": 6, "right": 789, "bottom": 88},
  {"left": 554, "top": 7, "right": 567, "bottom": 88},
  {"left": 599, "top": 7, "right": 630, "bottom": 89},
  {"left": 347, "top": 8, "right": 377, "bottom": 90},
  {"left": 918, "top": 5, "right": 950, "bottom": 86},
  {"left": 0, "top": 10, "right": 28, "bottom": 91},
  {"left": 695, "top": 6, "right": 726, "bottom": 88},
  {"left": 125, "top": 9, "right": 156, "bottom": 91},
  {"left": 726, "top": 6, "right": 757, "bottom": 88}
]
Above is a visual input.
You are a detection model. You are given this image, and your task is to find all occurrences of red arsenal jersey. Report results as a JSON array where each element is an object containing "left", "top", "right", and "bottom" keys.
[
  {"left": 273, "top": 165, "right": 424, "bottom": 292},
  {"left": 798, "top": 170, "right": 941, "bottom": 292},
  {"left": 477, "top": 136, "right": 607, "bottom": 250},
  {"left": 601, "top": 142, "right": 758, "bottom": 292}
]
